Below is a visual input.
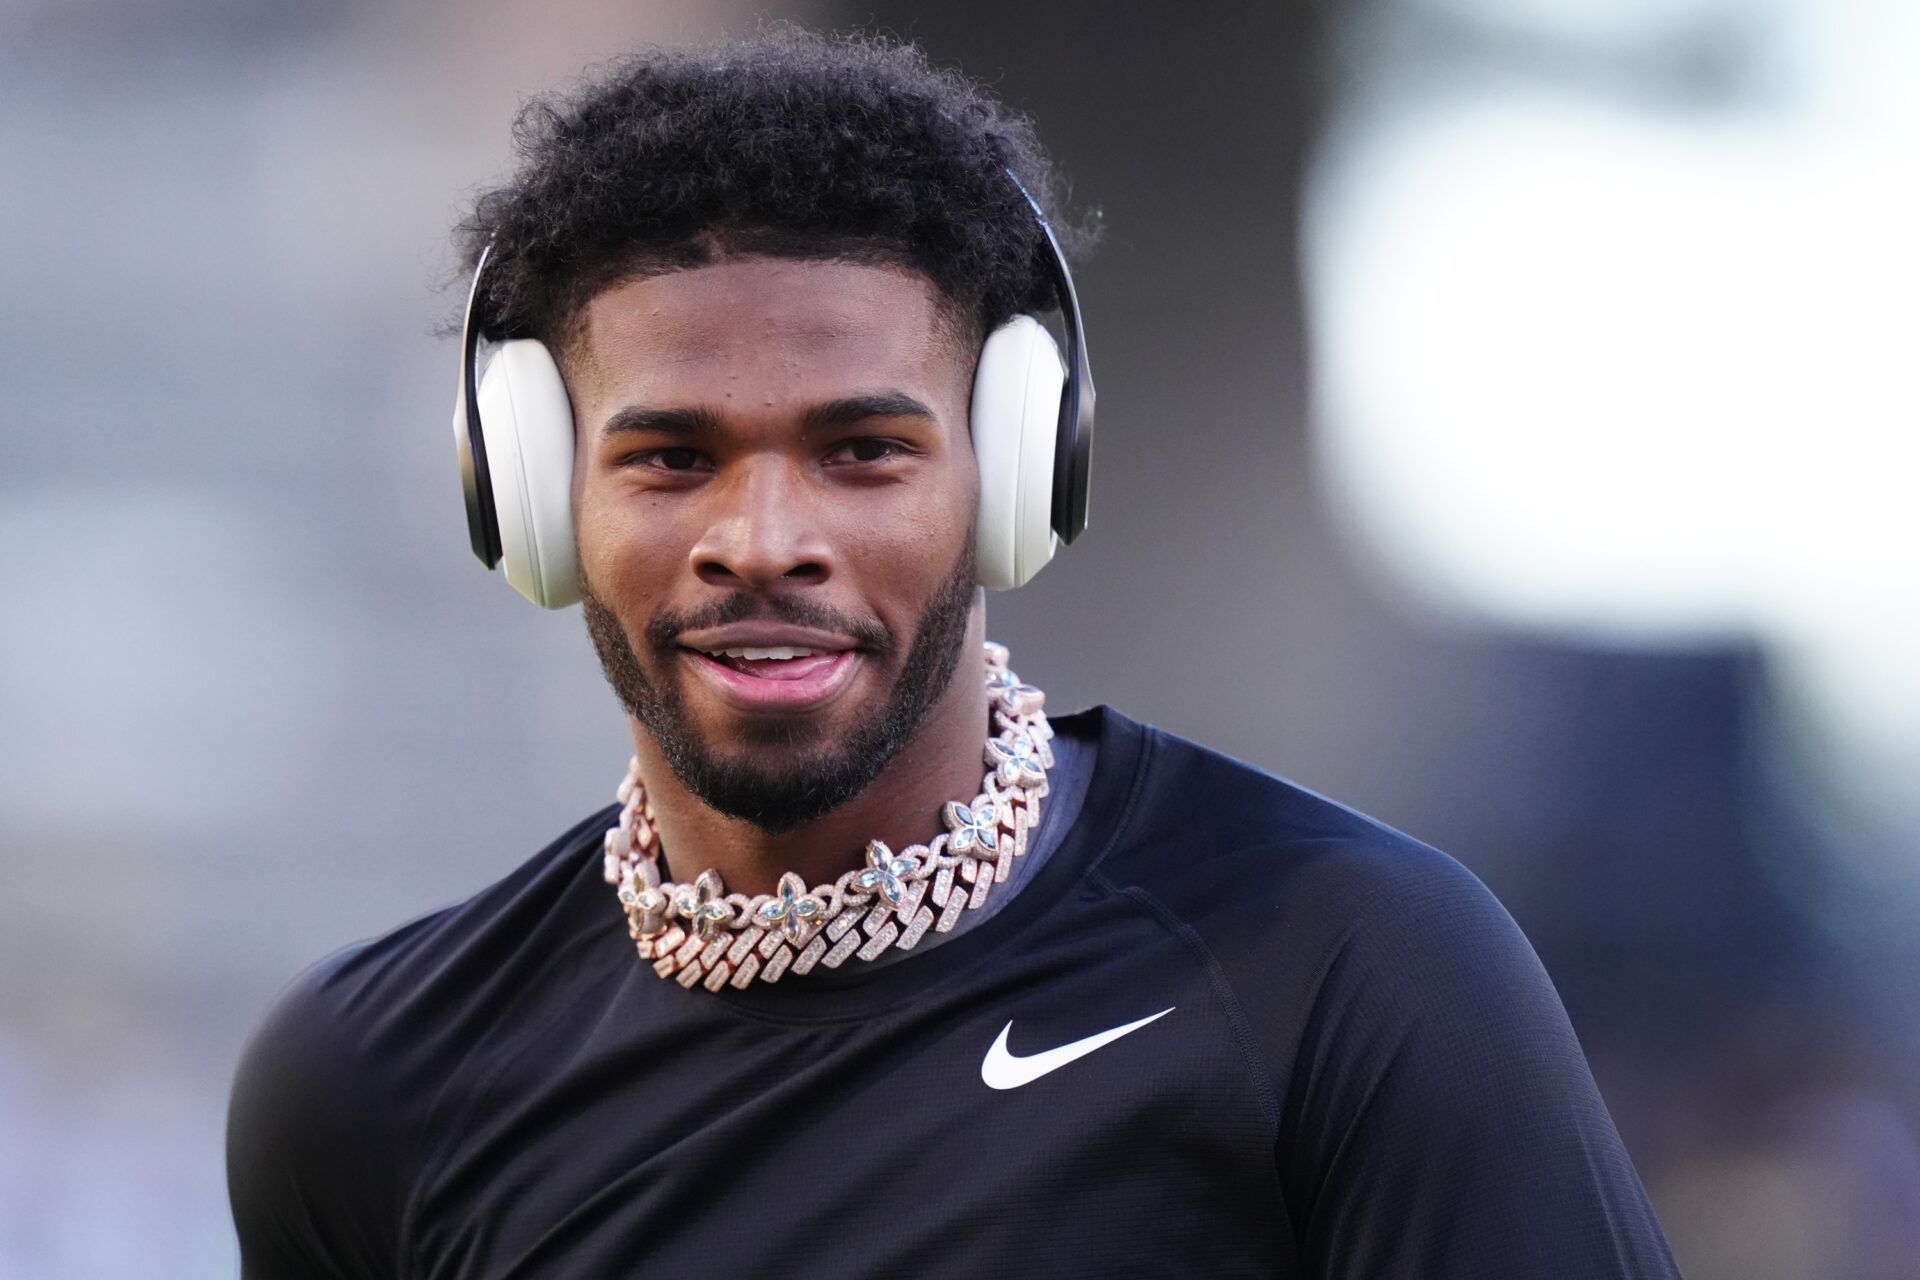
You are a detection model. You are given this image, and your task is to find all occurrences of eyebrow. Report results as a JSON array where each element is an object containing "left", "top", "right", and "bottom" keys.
[
  {"left": 599, "top": 392, "right": 936, "bottom": 441},
  {"left": 600, "top": 405, "right": 724, "bottom": 440},
  {"left": 800, "top": 392, "right": 937, "bottom": 432}
]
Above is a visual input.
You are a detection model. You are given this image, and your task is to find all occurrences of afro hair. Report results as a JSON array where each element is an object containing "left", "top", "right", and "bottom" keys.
[{"left": 453, "top": 25, "right": 1095, "bottom": 359}]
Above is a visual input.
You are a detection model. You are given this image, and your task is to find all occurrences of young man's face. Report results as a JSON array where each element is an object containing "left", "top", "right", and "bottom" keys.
[{"left": 568, "top": 257, "right": 983, "bottom": 833}]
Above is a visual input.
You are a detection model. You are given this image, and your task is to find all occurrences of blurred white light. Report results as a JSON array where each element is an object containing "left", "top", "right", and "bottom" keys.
[{"left": 1304, "top": 0, "right": 1920, "bottom": 880}]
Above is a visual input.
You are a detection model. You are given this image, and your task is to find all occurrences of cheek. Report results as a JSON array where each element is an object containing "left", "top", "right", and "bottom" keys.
[
  {"left": 569, "top": 474, "right": 618, "bottom": 580},
  {"left": 836, "top": 467, "right": 976, "bottom": 603},
  {"left": 573, "top": 477, "right": 679, "bottom": 602}
]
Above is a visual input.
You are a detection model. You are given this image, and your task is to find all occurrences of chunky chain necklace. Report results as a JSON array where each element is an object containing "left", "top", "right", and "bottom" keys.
[{"left": 602, "top": 641, "right": 1053, "bottom": 991}]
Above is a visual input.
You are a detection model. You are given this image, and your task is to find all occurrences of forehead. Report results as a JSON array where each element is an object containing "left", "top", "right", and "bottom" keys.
[{"left": 571, "top": 258, "right": 966, "bottom": 408}]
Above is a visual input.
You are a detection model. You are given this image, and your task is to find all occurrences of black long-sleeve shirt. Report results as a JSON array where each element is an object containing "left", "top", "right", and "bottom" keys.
[{"left": 228, "top": 707, "right": 1682, "bottom": 1278}]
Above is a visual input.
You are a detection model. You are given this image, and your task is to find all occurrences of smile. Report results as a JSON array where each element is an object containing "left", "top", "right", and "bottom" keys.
[{"left": 680, "top": 648, "right": 861, "bottom": 712}]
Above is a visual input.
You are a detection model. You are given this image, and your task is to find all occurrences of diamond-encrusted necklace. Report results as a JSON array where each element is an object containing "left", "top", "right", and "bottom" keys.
[{"left": 602, "top": 641, "right": 1052, "bottom": 991}]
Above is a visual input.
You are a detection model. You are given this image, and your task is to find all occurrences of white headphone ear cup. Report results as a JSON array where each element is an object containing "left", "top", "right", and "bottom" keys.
[
  {"left": 474, "top": 340, "right": 580, "bottom": 608},
  {"left": 971, "top": 316, "right": 1064, "bottom": 590}
]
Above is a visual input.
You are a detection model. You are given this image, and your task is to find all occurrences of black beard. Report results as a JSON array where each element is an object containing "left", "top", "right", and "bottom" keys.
[{"left": 581, "top": 543, "right": 978, "bottom": 836}]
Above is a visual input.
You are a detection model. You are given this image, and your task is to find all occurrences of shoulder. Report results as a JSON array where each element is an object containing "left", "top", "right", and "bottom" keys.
[
  {"left": 226, "top": 941, "right": 410, "bottom": 1277},
  {"left": 1091, "top": 711, "right": 1554, "bottom": 1062},
  {"left": 1080, "top": 716, "right": 1680, "bottom": 1274},
  {"left": 1095, "top": 710, "right": 1501, "bottom": 941},
  {"left": 226, "top": 803, "right": 619, "bottom": 1277},
  {"left": 1091, "top": 714, "right": 1632, "bottom": 1188}
]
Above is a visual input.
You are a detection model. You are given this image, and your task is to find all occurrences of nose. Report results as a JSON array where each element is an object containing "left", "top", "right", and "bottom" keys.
[{"left": 688, "top": 458, "right": 832, "bottom": 588}]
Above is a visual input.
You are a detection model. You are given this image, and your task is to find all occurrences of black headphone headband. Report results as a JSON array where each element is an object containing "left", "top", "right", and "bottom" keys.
[
  {"left": 455, "top": 170, "right": 1093, "bottom": 569},
  {"left": 1003, "top": 171, "right": 1094, "bottom": 546},
  {"left": 456, "top": 241, "right": 503, "bottom": 569}
]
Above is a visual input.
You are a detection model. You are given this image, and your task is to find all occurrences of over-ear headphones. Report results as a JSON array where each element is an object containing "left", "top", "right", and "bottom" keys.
[{"left": 451, "top": 172, "right": 1093, "bottom": 608}]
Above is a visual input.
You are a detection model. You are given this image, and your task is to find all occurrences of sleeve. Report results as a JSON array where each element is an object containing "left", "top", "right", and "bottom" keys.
[
  {"left": 1277, "top": 846, "right": 1683, "bottom": 1279},
  {"left": 226, "top": 961, "right": 407, "bottom": 1280}
]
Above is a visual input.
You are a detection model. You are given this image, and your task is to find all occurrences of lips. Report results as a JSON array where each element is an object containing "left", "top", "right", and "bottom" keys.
[
  {"left": 704, "top": 649, "right": 841, "bottom": 679},
  {"left": 680, "top": 648, "right": 861, "bottom": 712},
  {"left": 678, "top": 623, "right": 863, "bottom": 656}
]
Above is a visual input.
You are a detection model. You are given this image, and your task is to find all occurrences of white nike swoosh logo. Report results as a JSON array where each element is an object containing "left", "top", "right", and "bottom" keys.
[{"left": 980, "top": 1007, "right": 1176, "bottom": 1090}]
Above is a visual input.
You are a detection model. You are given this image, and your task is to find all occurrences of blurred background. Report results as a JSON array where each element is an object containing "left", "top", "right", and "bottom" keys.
[{"left": 2, "top": 0, "right": 1916, "bottom": 1274}]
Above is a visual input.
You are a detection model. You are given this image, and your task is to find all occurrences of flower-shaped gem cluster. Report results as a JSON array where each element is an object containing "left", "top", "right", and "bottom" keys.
[
  {"left": 755, "top": 873, "right": 826, "bottom": 942},
  {"left": 857, "top": 841, "right": 922, "bottom": 908},
  {"left": 945, "top": 796, "right": 1002, "bottom": 856}
]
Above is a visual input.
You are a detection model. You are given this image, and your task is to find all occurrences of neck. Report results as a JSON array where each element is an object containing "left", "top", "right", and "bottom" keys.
[{"left": 627, "top": 611, "right": 991, "bottom": 898}]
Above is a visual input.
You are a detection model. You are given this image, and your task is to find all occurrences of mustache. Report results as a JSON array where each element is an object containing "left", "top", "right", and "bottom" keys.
[{"left": 641, "top": 592, "right": 896, "bottom": 656}]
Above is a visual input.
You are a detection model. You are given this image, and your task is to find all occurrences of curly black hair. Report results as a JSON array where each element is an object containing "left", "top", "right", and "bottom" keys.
[{"left": 453, "top": 26, "right": 1094, "bottom": 361}]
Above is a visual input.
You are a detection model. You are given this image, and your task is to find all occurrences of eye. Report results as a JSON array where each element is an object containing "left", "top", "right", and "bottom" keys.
[
  {"left": 652, "top": 447, "right": 705, "bottom": 471},
  {"left": 826, "top": 438, "right": 907, "bottom": 465},
  {"left": 620, "top": 446, "right": 709, "bottom": 473}
]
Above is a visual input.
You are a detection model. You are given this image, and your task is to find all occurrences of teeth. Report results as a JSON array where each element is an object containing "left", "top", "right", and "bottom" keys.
[{"left": 708, "top": 646, "right": 818, "bottom": 660}]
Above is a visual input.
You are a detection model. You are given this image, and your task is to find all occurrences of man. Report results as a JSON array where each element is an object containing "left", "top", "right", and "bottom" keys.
[{"left": 228, "top": 28, "right": 1682, "bottom": 1279}]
